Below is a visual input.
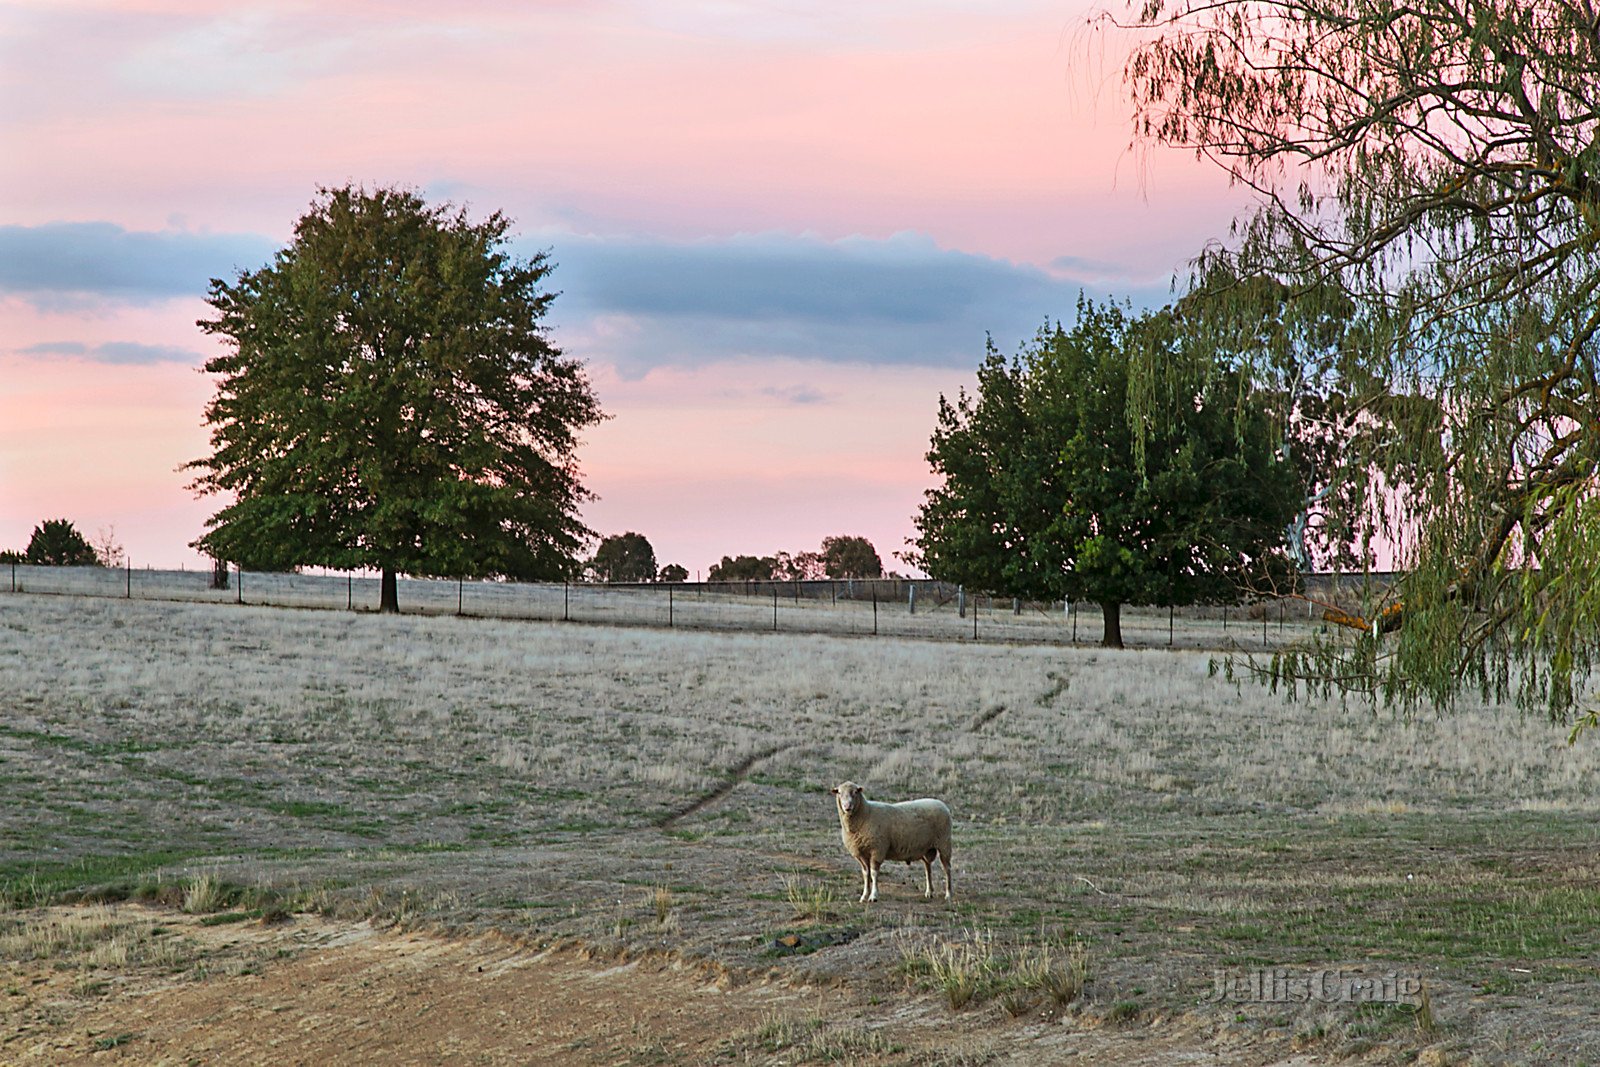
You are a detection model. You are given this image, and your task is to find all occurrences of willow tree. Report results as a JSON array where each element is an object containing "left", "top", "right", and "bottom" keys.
[
  {"left": 1114, "top": 0, "right": 1600, "bottom": 721},
  {"left": 187, "top": 185, "right": 604, "bottom": 613}
]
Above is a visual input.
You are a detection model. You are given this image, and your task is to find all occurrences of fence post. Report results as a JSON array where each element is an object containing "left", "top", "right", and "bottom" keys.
[
  {"left": 973, "top": 595, "right": 978, "bottom": 639},
  {"left": 958, "top": 585, "right": 966, "bottom": 618},
  {"left": 236, "top": 566, "right": 242, "bottom": 605},
  {"left": 772, "top": 587, "right": 778, "bottom": 631},
  {"left": 347, "top": 574, "right": 353, "bottom": 611},
  {"left": 458, "top": 578, "right": 464, "bottom": 616},
  {"left": 1014, "top": 597, "right": 1021, "bottom": 616},
  {"left": 668, "top": 584, "right": 674, "bottom": 627},
  {"left": 908, "top": 585, "right": 916, "bottom": 615},
  {"left": 1169, "top": 604, "right": 1174, "bottom": 646},
  {"left": 126, "top": 559, "right": 131, "bottom": 599},
  {"left": 564, "top": 581, "right": 570, "bottom": 622},
  {"left": 1071, "top": 601, "right": 1077, "bottom": 642},
  {"left": 872, "top": 583, "right": 878, "bottom": 635},
  {"left": 9, "top": 561, "right": 13, "bottom": 592}
]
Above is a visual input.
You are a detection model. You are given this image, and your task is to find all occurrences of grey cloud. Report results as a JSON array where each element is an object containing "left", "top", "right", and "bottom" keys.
[
  {"left": 538, "top": 229, "right": 1176, "bottom": 372},
  {"left": 756, "top": 385, "right": 832, "bottom": 406},
  {"left": 0, "top": 219, "right": 1175, "bottom": 374},
  {"left": 0, "top": 222, "right": 278, "bottom": 302},
  {"left": 18, "top": 341, "right": 88, "bottom": 356},
  {"left": 18, "top": 340, "right": 203, "bottom": 365}
]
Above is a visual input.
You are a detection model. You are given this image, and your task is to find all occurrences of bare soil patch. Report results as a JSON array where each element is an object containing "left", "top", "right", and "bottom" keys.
[{"left": 3, "top": 904, "right": 1351, "bottom": 1066}]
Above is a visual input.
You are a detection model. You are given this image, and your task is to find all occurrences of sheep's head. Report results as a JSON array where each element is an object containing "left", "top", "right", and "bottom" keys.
[{"left": 831, "top": 781, "right": 864, "bottom": 817}]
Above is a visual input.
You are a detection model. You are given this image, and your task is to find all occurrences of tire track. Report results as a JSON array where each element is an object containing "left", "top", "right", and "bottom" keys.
[
  {"left": 966, "top": 669, "right": 1071, "bottom": 732},
  {"left": 655, "top": 744, "right": 786, "bottom": 828}
]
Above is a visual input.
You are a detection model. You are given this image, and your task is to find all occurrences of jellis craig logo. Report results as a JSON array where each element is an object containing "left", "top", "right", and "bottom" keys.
[{"left": 1204, "top": 968, "right": 1422, "bottom": 1005}]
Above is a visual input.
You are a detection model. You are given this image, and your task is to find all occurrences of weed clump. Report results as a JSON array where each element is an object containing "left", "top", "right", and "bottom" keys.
[{"left": 896, "top": 928, "right": 1092, "bottom": 1012}]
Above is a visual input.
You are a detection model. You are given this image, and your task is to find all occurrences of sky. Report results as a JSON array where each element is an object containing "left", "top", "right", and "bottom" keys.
[{"left": 0, "top": 0, "right": 1254, "bottom": 577}]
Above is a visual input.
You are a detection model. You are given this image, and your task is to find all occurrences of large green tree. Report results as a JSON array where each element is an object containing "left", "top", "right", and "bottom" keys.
[
  {"left": 187, "top": 185, "right": 604, "bottom": 613},
  {"left": 913, "top": 298, "right": 1302, "bottom": 647},
  {"left": 707, "top": 554, "right": 777, "bottom": 582},
  {"left": 589, "top": 532, "right": 658, "bottom": 583},
  {"left": 1116, "top": 0, "right": 1600, "bottom": 718},
  {"left": 820, "top": 535, "right": 883, "bottom": 579},
  {"left": 25, "top": 520, "right": 99, "bottom": 567}
]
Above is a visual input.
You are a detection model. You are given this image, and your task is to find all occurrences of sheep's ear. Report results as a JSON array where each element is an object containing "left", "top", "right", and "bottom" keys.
[{"left": 828, "top": 786, "right": 837, "bottom": 795}]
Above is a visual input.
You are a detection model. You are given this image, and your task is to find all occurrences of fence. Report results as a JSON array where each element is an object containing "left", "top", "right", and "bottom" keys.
[{"left": 0, "top": 562, "right": 1373, "bottom": 651}]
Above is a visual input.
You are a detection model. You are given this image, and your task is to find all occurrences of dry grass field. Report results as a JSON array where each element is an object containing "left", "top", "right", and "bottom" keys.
[{"left": 2, "top": 592, "right": 1599, "bottom": 1063}]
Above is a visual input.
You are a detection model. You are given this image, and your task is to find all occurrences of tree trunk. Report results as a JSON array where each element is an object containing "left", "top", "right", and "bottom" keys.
[
  {"left": 209, "top": 558, "right": 229, "bottom": 590},
  {"left": 380, "top": 567, "right": 399, "bottom": 614},
  {"left": 1101, "top": 601, "right": 1123, "bottom": 648}
]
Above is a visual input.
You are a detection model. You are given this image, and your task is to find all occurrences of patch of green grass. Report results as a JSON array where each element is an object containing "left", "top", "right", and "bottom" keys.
[
  {"left": 762, "top": 925, "right": 861, "bottom": 958},
  {"left": 265, "top": 799, "right": 359, "bottom": 820},
  {"left": 198, "top": 911, "right": 254, "bottom": 927},
  {"left": 0, "top": 851, "right": 201, "bottom": 909},
  {"left": 1344, "top": 1001, "right": 1421, "bottom": 1039}
]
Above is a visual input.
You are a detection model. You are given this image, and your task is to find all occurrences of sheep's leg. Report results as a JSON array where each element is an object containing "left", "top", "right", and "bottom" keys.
[
  {"left": 921, "top": 856, "right": 934, "bottom": 899},
  {"left": 939, "top": 848, "right": 953, "bottom": 901},
  {"left": 867, "top": 859, "right": 880, "bottom": 903},
  {"left": 855, "top": 856, "right": 871, "bottom": 903}
]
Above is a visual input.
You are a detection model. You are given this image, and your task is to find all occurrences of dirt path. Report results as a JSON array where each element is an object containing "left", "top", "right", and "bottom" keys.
[{"left": 0, "top": 905, "right": 1342, "bottom": 1066}]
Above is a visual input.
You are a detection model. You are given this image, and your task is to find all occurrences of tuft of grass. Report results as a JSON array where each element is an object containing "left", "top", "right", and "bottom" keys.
[
  {"left": 998, "top": 987, "right": 1036, "bottom": 1017},
  {"left": 782, "top": 873, "right": 836, "bottom": 922},
  {"left": 1018, "top": 938, "right": 1091, "bottom": 1006},
  {"left": 1415, "top": 981, "right": 1438, "bottom": 1035},
  {"left": 651, "top": 884, "right": 673, "bottom": 925},
  {"left": 898, "top": 928, "right": 1083, "bottom": 1012},
  {"left": 735, "top": 1013, "right": 902, "bottom": 1062},
  {"left": 181, "top": 873, "right": 228, "bottom": 915}
]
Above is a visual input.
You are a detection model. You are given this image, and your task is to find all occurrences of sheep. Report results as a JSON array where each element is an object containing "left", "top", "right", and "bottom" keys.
[{"left": 830, "top": 780, "right": 952, "bottom": 903}]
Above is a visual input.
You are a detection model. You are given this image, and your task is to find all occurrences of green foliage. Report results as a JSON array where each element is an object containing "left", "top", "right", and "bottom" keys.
[
  {"left": 912, "top": 297, "right": 1302, "bottom": 645},
  {"left": 0, "top": 550, "right": 23, "bottom": 565},
  {"left": 25, "top": 519, "right": 99, "bottom": 567},
  {"left": 772, "top": 550, "right": 824, "bottom": 581},
  {"left": 819, "top": 535, "right": 882, "bottom": 579},
  {"left": 657, "top": 563, "right": 689, "bottom": 583},
  {"left": 186, "top": 185, "right": 604, "bottom": 610},
  {"left": 707, "top": 554, "right": 776, "bottom": 581},
  {"left": 589, "top": 532, "right": 657, "bottom": 583},
  {"left": 711, "top": 537, "right": 882, "bottom": 582},
  {"left": 1122, "top": 0, "right": 1600, "bottom": 717}
]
